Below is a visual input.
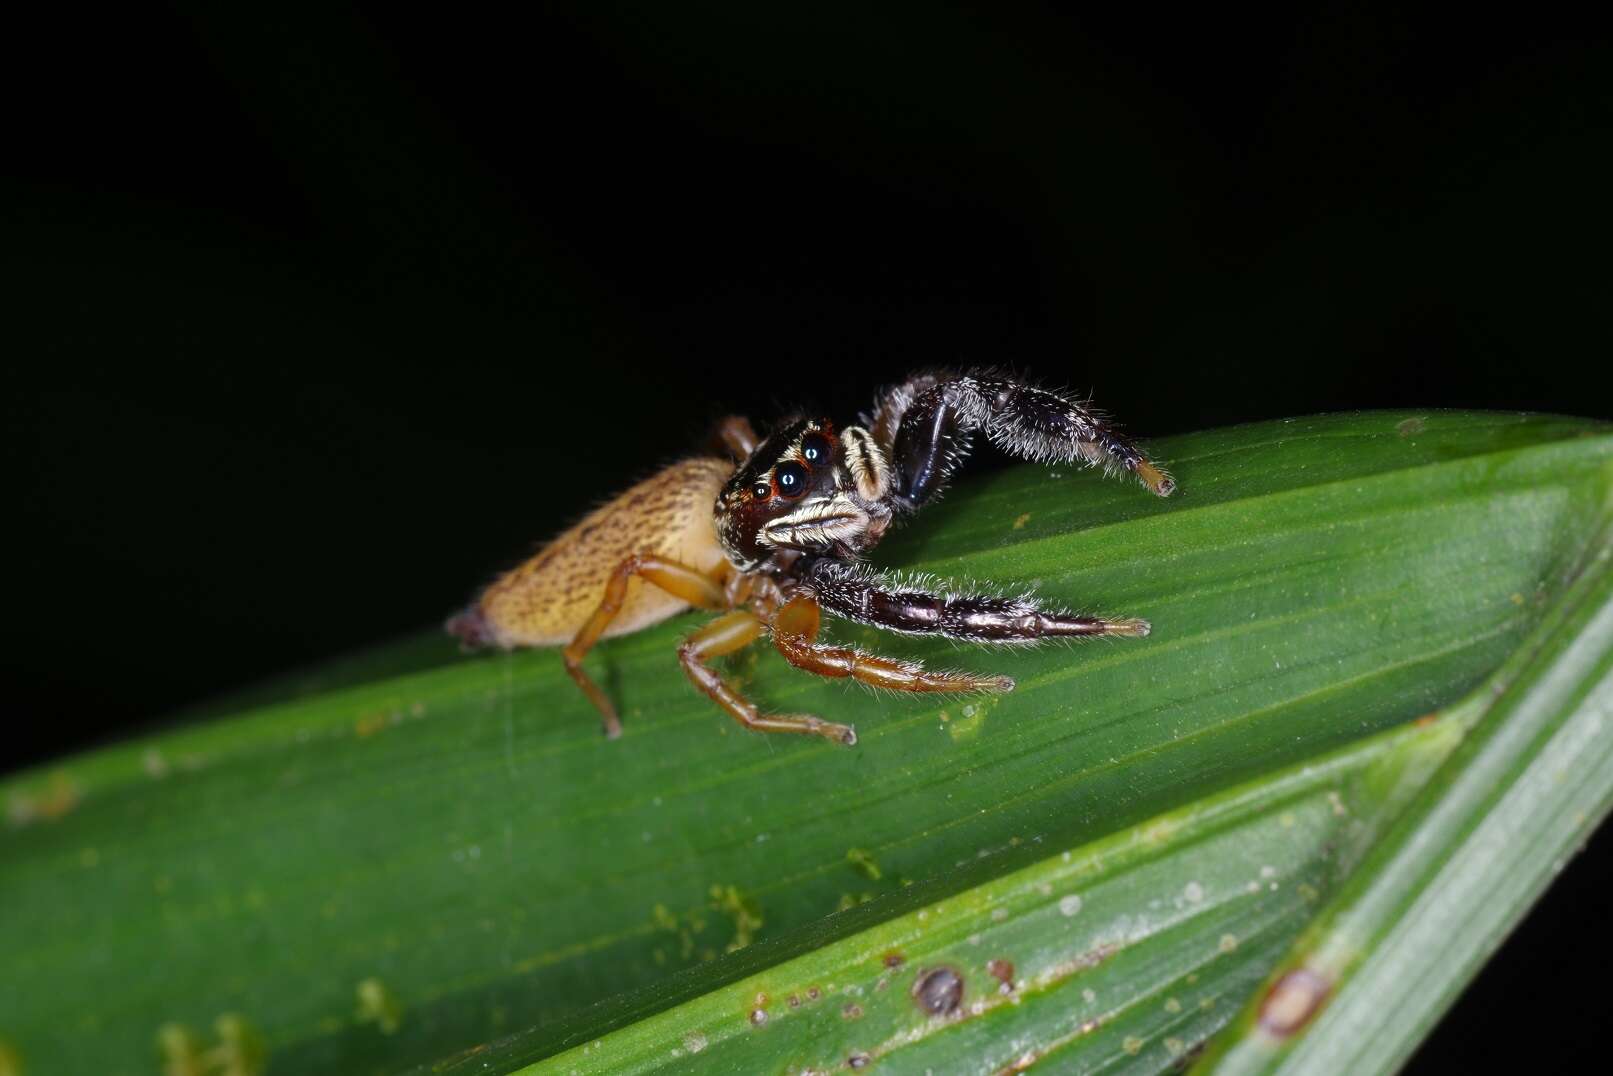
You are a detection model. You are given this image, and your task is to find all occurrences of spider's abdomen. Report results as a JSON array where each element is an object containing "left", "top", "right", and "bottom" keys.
[{"left": 455, "top": 457, "right": 732, "bottom": 648}]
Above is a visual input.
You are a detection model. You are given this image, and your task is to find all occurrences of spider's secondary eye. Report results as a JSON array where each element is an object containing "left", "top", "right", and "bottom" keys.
[
  {"left": 775, "top": 460, "right": 808, "bottom": 498},
  {"left": 752, "top": 480, "right": 772, "bottom": 499},
  {"left": 801, "top": 432, "right": 831, "bottom": 464}
]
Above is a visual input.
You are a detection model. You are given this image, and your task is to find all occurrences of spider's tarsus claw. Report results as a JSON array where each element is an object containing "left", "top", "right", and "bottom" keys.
[
  {"left": 602, "top": 716, "right": 624, "bottom": 740},
  {"left": 1110, "top": 618, "right": 1151, "bottom": 638},
  {"left": 813, "top": 719, "right": 857, "bottom": 746},
  {"left": 1136, "top": 461, "right": 1175, "bottom": 498},
  {"left": 989, "top": 675, "right": 1015, "bottom": 693},
  {"left": 804, "top": 715, "right": 857, "bottom": 745}
]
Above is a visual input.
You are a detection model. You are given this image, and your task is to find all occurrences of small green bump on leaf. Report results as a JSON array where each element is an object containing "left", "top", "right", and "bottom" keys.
[
  {"left": 157, "top": 1016, "right": 266, "bottom": 1076},
  {"left": 356, "top": 978, "right": 405, "bottom": 1036},
  {"left": 207, "top": 1015, "right": 267, "bottom": 1076},
  {"left": 946, "top": 702, "right": 987, "bottom": 741},
  {"left": 708, "top": 885, "right": 764, "bottom": 952},
  {"left": 845, "top": 847, "right": 883, "bottom": 881},
  {"left": 156, "top": 1023, "right": 204, "bottom": 1076},
  {"left": 5, "top": 770, "right": 80, "bottom": 828}
]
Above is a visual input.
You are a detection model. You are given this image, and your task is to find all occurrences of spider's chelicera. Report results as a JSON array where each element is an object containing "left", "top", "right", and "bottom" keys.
[{"left": 449, "top": 368, "right": 1174, "bottom": 746}]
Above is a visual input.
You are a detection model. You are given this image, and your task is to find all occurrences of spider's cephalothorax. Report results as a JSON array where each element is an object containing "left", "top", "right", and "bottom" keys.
[
  {"left": 449, "top": 369, "right": 1174, "bottom": 746},
  {"left": 714, "top": 418, "right": 896, "bottom": 571}
]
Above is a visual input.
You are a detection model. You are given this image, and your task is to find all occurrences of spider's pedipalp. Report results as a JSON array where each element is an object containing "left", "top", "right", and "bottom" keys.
[{"left": 839, "top": 425, "right": 893, "bottom": 501}]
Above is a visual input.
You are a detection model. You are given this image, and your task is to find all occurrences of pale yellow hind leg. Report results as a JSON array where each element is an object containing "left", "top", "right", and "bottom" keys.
[
  {"left": 770, "top": 596, "right": 1014, "bottom": 694},
  {"left": 678, "top": 610, "right": 857, "bottom": 746},
  {"left": 564, "top": 555, "right": 726, "bottom": 738}
]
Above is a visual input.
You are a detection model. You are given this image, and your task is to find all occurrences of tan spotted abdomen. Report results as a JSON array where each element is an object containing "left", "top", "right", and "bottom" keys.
[{"left": 465, "top": 456, "right": 733, "bottom": 648}]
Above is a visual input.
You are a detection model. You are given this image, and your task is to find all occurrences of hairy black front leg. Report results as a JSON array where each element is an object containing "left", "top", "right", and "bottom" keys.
[
  {"left": 805, "top": 561, "right": 1150, "bottom": 642},
  {"left": 889, "top": 381, "right": 974, "bottom": 509},
  {"left": 882, "top": 369, "right": 1174, "bottom": 508},
  {"left": 971, "top": 373, "right": 1176, "bottom": 496}
]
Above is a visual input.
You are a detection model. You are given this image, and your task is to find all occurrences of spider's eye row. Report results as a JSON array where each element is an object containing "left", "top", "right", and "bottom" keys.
[
  {"left": 800, "top": 432, "right": 832, "bottom": 464},
  {"left": 775, "top": 460, "right": 808, "bottom": 498}
]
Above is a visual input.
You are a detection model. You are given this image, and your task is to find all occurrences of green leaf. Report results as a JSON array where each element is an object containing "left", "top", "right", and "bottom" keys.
[
  {"left": 456, "top": 715, "right": 1465, "bottom": 1075},
  {"left": 1202, "top": 516, "right": 1613, "bottom": 1074},
  {"left": 3, "top": 412, "right": 1609, "bottom": 1076}
]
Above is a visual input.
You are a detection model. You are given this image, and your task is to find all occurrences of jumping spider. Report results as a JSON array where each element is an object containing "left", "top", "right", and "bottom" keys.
[{"left": 448, "top": 369, "right": 1174, "bottom": 746}]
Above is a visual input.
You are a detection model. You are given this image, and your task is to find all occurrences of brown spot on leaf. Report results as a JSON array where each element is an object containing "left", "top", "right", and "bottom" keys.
[
  {"left": 987, "top": 958, "right": 1015, "bottom": 994},
  {"left": 997, "top": 1049, "right": 1039, "bottom": 1074},
  {"left": 1258, "top": 967, "right": 1331, "bottom": 1036},
  {"left": 882, "top": 951, "right": 905, "bottom": 969},
  {"left": 912, "top": 966, "right": 964, "bottom": 1016}
]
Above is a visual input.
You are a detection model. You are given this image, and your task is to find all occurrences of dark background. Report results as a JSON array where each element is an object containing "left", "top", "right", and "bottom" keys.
[{"left": 5, "top": 4, "right": 1610, "bottom": 1070}]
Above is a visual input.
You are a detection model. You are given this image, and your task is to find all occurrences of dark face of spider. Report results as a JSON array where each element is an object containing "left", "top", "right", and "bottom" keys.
[{"left": 715, "top": 418, "right": 891, "bottom": 569}]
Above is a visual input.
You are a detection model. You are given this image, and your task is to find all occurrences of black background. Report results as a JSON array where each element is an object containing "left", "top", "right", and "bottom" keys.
[{"left": 6, "top": 4, "right": 1610, "bottom": 1070}]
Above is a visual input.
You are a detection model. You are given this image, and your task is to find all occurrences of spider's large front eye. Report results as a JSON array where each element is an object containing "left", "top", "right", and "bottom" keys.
[
  {"left": 775, "top": 460, "right": 808, "bottom": 498},
  {"left": 801, "top": 432, "right": 831, "bottom": 464}
]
